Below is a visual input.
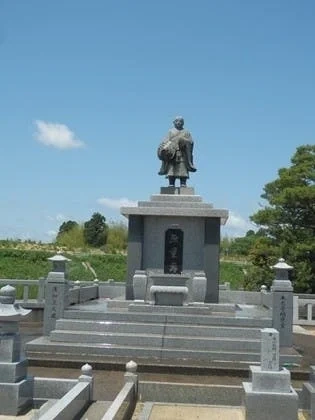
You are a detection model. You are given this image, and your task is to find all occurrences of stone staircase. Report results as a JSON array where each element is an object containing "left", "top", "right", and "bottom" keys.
[{"left": 25, "top": 302, "right": 302, "bottom": 367}]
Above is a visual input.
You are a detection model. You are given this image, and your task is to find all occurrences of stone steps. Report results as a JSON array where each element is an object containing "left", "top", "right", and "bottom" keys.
[
  {"left": 50, "top": 330, "right": 261, "bottom": 351},
  {"left": 26, "top": 336, "right": 301, "bottom": 365},
  {"left": 64, "top": 309, "right": 272, "bottom": 328},
  {"left": 25, "top": 304, "right": 301, "bottom": 368},
  {"left": 55, "top": 319, "right": 261, "bottom": 338}
]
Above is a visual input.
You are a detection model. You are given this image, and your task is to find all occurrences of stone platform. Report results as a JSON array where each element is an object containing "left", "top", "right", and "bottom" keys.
[{"left": 26, "top": 299, "right": 301, "bottom": 368}]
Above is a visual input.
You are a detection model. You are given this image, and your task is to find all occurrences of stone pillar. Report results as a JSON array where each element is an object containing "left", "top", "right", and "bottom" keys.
[
  {"left": 126, "top": 216, "right": 144, "bottom": 300},
  {"left": 0, "top": 285, "right": 33, "bottom": 416},
  {"left": 243, "top": 328, "right": 298, "bottom": 420},
  {"left": 204, "top": 217, "right": 220, "bottom": 303},
  {"left": 43, "top": 252, "right": 71, "bottom": 336},
  {"left": 79, "top": 363, "right": 94, "bottom": 400},
  {"left": 124, "top": 360, "right": 138, "bottom": 394},
  {"left": 301, "top": 366, "right": 315, "bottom": 418},
  {"left": 271, "top": 258, "right": 294, "bottom": 347},
  {"left": 132, "top": 270, "right": 147, "bottom": 301}
]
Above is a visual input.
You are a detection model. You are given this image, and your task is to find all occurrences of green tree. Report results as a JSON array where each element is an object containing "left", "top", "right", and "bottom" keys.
[
  {"left": 56, "top": 224, "right": 86, "bottom": 250},
  {"left": 56, "top": 220, "right": 78, "bottom": 241},
  {"left": 84, "top": 212, "right": 108, "bottom": 248},
  {"left": 250, "top": 145, "right": 315, "bottom": 292},
  {"left": 106, "top": 222, "right": 128, "bottom": 253}
]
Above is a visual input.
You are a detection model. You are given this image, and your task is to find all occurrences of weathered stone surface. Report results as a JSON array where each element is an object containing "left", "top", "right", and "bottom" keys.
[
  {"left": 251, "top": 366, "right": 291, "bottom": 392},
  {"left": 261, "top": 328, "right": 279, "bottom": 371},
  {"left": 0, "top": 358, "right": 28, "bottom": 383},
  {"left": 243, "top": 382, "right": 298, "bottom": 420}
]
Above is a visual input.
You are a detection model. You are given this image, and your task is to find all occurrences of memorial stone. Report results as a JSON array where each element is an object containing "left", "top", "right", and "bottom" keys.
[
  {"left": 243, "top": 328, "right": 298, "bottom": 420},
  {"left": 121, "top": 117, "right": 228, "bottom": 302},
  {"left": 261, "top": 328, "right": 279, "bottom": 371}
]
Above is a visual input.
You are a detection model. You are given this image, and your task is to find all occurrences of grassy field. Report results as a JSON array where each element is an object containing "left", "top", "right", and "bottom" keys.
[{"left": 0, "top": 249, "right": 246, "bottom": 298}]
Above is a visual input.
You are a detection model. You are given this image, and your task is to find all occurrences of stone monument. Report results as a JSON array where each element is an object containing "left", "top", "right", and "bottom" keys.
[
  {"left": 43, "top": 252, "right": 71, "bottom": 335},
  {"left": 0, "top": 285, "right": 33, "bottom": 415},
  {"left": 121, "top": 116, "right": 228, "bottom": 303},
  {"left": 271, "top": 258, "right": 294, "bottom": 347},
  {"left": 243, "top": 328, "right": 298, "bottom": 420},
  {"left": 157, "top": 116, "right": 196, "bottom": 188}
]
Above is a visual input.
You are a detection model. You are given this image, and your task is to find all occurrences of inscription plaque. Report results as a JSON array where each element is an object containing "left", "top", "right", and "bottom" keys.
[{"left": 164, "top": 229, "right": 183, "bottom": 274}]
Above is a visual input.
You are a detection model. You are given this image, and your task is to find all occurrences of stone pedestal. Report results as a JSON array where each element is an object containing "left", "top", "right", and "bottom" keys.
[
  {"left": 243, "top": 328, "right": 298, "bottom": 420},
  {"left": 0, "top": 285, "right": 33, "bottom": 416},
  {"left": 121, "top": 188, "right": 228, "bottom": 302}
]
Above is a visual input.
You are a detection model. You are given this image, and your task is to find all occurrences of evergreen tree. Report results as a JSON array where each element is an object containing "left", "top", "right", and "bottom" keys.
[
  {"left": 83, "top": 212, "right": 108, "bottom": 247},
  {"left": 250, "top": 145, "right": 315, "bottom": 292},
  {"left": 56, "top": 220, "right": 78, "bottom": 241}
]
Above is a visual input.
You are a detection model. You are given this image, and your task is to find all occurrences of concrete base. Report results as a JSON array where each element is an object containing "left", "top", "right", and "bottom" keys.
[
  {"left": 0, "top": 333, "right": 21, "bottom": 362},
  {"left": 150, "top": 286, "right": 188, "bottom": 306},
  {"left": 0, "top": 358, "right": 28, "bottom": 382},
  {"left": 243, "top": 382, "right": 298, "bottom": 420},
  {"left": 301, "top": 382, "right": 315, "bottom": 419},
  {"left": 160, "top": 186, "right": 195, "bottom": 195},
  {"left": 0, "top": 377, "right": 33, "bottom": 415},
  {"left": 250, "top": 365, "right": 291, "bottom": 393}
]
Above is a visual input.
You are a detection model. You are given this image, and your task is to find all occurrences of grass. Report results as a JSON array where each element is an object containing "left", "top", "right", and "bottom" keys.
[{"left": 0, "top": 249, "right": 246, "bottom": 298}]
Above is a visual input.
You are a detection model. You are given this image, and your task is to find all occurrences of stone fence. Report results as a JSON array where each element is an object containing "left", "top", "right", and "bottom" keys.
[
  {"left": 102, "top": 361, "right": 138, "bottom": 420},
  {"left": 293, "top": 295, "right": 315, "bottom": 326}
]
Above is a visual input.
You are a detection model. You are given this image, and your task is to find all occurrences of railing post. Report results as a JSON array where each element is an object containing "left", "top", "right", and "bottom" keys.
[
  {"left": 78, "top": 363, "right": 93, "bottom": 400},
  {"left": 124, "top": 360, "right": 138, "bottom": 395},
  {"left": 293, "top": 295, "right": 299, "bottom": 324},
  {"left": 307, "top": 303, "right": 313, "bottom": 322},
  {"left": 23, "top": 285, "right": 29, "bottom": 303},
  {"left": 37, "top": 277, "right": 45, "bottom": 302}
]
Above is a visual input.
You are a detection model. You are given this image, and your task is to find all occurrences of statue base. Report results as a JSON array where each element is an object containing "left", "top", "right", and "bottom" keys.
[{"left": 160, "top": 186, "right": 194, "bottom": 195}]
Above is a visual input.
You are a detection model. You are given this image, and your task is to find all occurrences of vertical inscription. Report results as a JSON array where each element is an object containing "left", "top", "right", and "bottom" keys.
[
  {"left": 51, "top": 286, "right": 58, "bottom": 319},
  {"left": 261, "top": 328, "right": 279, "bottom": 371},
  {"left": 280, "top": 295, "right": 286, "bottom": 329},
  {"left": 164, "top": 229, "right": 183, "bottom": 274}
]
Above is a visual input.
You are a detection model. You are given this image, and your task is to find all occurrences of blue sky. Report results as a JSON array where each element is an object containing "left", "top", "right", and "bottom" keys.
[{"left": 1, "top": 1, "right": 315, "bottom": 241}]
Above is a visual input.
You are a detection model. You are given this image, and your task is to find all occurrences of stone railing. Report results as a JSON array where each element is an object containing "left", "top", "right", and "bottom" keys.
[
  {"left": 0, "top": 278, "right": 45, "bottom": 305},
  {"left": 68, "top": 280, "right": 99, "bottom": 305},
  {"left": 293, "top": 295, "right": 315, "bottom": 326},
  {"left": 33, "top": 364, "right": 93, "bottom": 420},
  {"left": 102, "top": 361, "right": 138, "bottom": 420},
  {"left": 0, "top": 278, "right": 100, "bottom": 307}
]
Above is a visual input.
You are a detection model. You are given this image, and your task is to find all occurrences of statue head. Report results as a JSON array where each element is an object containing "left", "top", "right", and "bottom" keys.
[{"left": 173, "top": 116, "right": 184, "bottom": 130}]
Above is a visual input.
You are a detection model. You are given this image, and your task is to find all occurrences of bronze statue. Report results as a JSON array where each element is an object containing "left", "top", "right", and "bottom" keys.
[{"left": 157, "top": 116, "right": 196, "bottom": 187}]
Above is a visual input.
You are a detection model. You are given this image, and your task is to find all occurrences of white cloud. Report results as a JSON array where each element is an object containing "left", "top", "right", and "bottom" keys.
[
  {"left": 223, "top": 211, "right": 255, "bottom": 237},
  {"left": 98, "top": 197, "right": 137, "bottom": 210},
  {"left": 56, "top": 213, "right": 66, "bottom": 222},
  {"left": 46, "top": 230, "right": 57, "bottom": 238},
  {"left": 34, "top": 120, "right": 85, "bottom": 150},
  {"left": 46, "top": 214, "right": 66, "bottom": 222}
]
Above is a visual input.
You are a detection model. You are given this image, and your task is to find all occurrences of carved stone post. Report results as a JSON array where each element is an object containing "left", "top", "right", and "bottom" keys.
[
  {"left": 271, "top": 258, "right": 293, "bottom": 347},
  {"left": 43, "top": 252, "right": 71, "bottom": 335}
]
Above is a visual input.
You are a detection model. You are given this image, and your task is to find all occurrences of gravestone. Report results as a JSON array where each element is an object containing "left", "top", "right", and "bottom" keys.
[{"left": 243, "top": 328, "right": 298, "bottom": 420}]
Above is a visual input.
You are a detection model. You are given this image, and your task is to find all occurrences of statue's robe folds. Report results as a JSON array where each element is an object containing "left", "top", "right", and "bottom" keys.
[{"left": 157, "top": 128, "right": 196, "bottom": 179}]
